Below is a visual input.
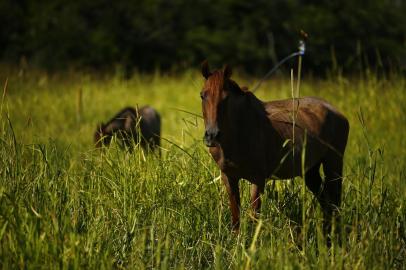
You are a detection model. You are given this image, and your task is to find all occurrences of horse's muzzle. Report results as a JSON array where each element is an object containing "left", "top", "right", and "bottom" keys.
[{"left": 204, "top": 127, "right": 220, "bottom": 147}]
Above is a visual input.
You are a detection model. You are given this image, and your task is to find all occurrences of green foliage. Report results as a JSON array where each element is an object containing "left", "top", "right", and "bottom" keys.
[
  {"left": 0, "top": 67, "right": 405, "bottom": 268},
  {"left": 1, "top": 0, "right": 405, "bottom": 74}
]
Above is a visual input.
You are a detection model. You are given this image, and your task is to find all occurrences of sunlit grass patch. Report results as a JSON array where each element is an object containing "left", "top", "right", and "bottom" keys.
[{"left": 0, "top": 67, "right": 405, "bottom": 269}]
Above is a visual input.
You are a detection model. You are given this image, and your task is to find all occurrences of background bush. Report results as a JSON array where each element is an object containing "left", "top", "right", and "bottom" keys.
[{"left": 1, "top": 0, "right": 405, "bottom": 75}]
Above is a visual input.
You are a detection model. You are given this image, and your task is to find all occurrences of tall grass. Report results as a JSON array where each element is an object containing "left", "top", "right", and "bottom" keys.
[{"left": 0, "top": 66, "right": 405, "bottom": 269}]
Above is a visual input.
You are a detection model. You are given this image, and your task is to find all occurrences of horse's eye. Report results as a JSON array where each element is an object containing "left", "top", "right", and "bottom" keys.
[{"left": 200, "top": 91, "right": 206, "bottom": 100}]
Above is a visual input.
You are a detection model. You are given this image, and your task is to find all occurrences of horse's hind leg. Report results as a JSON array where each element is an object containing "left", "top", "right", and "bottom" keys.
[
  {"left": 305, "top": 163, "right": 330, "bottom": 227},
  {"left": 322, "top": 155, "right": 343, "bottom": 242},
  {"left": 305, "top": 161, "right": 340, "bottom": 245},
  {"left": 304, "top": 162, "right": 323, "bottom": 198},
  {"left": 303, "top": 163, "right": 325, "bottom": 242}
]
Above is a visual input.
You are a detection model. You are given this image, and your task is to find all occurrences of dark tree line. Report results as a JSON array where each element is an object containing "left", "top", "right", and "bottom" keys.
[{"left": 1, "top": 0, "right": 405, "bottom": 75}]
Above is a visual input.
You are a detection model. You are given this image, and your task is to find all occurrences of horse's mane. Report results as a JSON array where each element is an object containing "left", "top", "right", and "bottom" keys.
[
  {"left": 224, "top": 76, "right": 269, "bottom": 120},
  {"left": 207, "top": 69, "right": 269, "bottom": 120},
  {"left": 225, "top": 78, "right": 243, "bottom": 93}
]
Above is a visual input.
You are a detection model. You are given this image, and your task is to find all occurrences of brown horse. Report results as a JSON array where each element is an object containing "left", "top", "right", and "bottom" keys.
[
  {"left": 201, "top": 61, "right": 349, "bottom": 239},
  {"left": 94, "top": 106, "right": 161, "bottom": 151}
]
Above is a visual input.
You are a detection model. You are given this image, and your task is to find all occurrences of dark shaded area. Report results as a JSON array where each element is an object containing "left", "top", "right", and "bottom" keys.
[{"left": 1, "top": 0, "right": 405, "bottom": 75}]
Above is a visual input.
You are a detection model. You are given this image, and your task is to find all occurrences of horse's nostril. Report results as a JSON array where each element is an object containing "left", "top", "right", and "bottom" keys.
[{"left": 205, "top": 128, "right": 220, "bottom": 143}]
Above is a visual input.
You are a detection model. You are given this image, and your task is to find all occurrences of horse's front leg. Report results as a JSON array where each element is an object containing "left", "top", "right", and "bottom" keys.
[
  {"left": 250, "top": 181, "right": 265, "bottom": 220},
  {"left": 221, "top": 172, "right": 240, "bottom": 231}
]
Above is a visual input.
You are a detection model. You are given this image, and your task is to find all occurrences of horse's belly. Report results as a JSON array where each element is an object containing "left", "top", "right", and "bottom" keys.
[
  {"left": 270, "top": 142, "right": 327, "bottom": 179},
  {"left": 266, "top": 150, "right": 300, "bottom": 179}
]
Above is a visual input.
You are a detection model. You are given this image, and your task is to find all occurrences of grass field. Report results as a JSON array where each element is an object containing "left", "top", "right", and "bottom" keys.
[{"left": 0, "top": 66, "right": 405, "bottom": 269}]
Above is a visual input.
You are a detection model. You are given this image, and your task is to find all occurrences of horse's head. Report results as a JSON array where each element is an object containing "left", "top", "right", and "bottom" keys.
[{"left": 201, "top": 61, "right": 244, "bottom": 147}]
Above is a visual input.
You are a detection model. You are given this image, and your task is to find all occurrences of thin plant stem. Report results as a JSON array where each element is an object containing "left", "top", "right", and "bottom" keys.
[{"left": 1, "top": 78, "right": 8, "bottom": 119}]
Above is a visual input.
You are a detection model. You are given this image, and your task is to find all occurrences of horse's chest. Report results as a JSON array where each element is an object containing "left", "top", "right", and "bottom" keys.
[{"left": 209, "top": 145, "right": 268, "bottom": 180}]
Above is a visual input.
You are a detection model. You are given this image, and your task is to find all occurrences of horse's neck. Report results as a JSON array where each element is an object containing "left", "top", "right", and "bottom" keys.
[
  {"left": 222, "top": 93, "right": 273, "bottom": 149},
  {"left": 217, "top": 93, "right": 285, "bottom": 175}
]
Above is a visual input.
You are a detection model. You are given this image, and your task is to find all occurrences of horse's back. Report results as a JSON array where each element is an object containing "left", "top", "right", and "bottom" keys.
[
  {"left": 265, "top": 97, "right": 349, "bottom": 154},
  {"left": 113, "top": 107, "right": 138, "bottom": 120}
]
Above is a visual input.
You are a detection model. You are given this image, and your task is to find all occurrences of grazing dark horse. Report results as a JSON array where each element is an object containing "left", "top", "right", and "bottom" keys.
[
  {"left": 200, "top": 62, "right": 349, "bottom": 239},
  {"left": 94, "top": 106, "right": 161, "bottom": 151}
]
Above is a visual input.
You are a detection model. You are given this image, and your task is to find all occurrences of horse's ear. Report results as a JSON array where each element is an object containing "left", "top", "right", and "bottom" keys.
[
  {"left": 241, "top": 86, "right": 249, "bottom": 92},
  {"left": 201, "top": 60, "right": 211, "bottom": 79},
  {"left": 223, "top": 64, "right": 232, "bottom": 79}
]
